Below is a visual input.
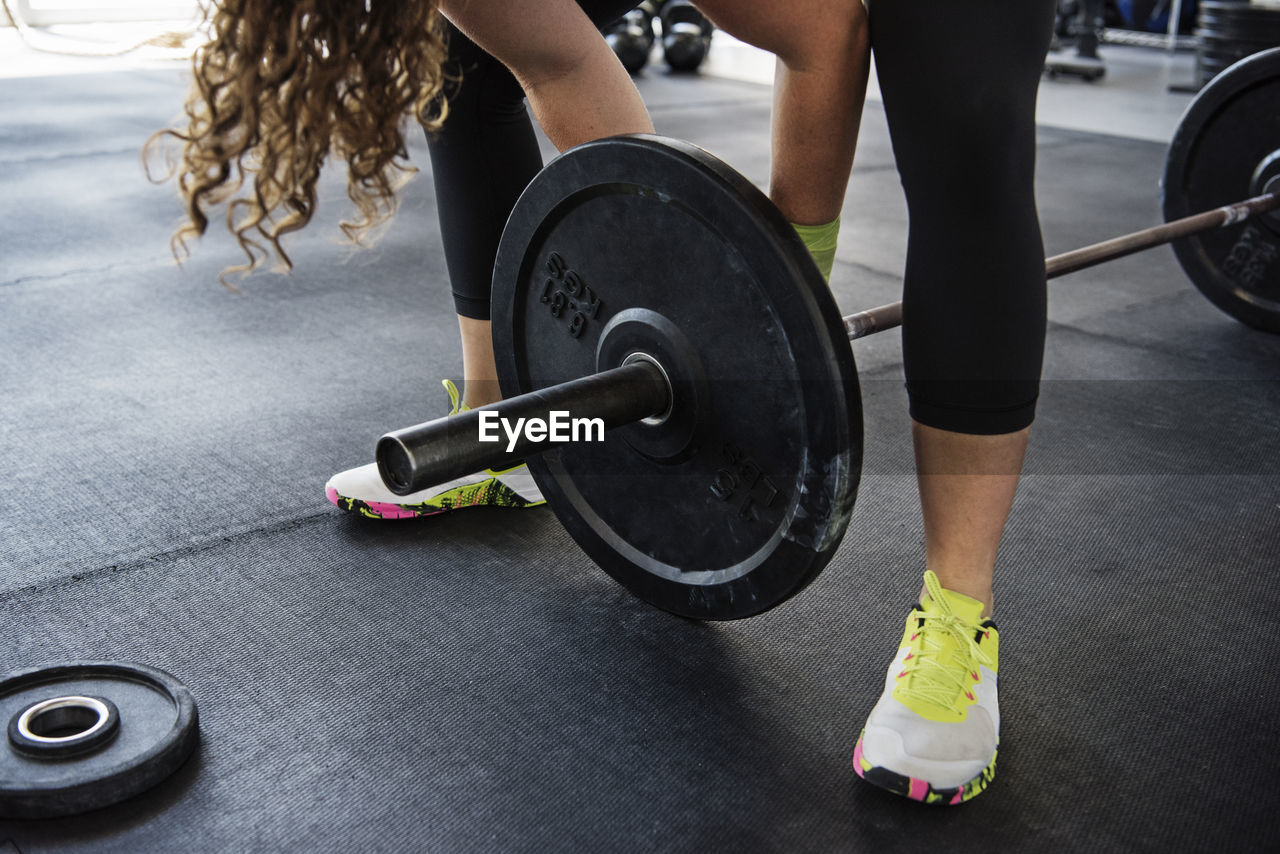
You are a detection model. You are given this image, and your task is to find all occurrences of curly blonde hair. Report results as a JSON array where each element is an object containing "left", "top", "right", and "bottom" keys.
[{"left": 149, "top": 0, "right": 450, "bottom": 280}]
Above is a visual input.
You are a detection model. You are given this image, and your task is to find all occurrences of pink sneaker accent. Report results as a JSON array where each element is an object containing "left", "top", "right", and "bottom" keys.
[
  {"left": 364, "top": 500, "right": 426, "bottom": 520},
  {"left": 327, "top": 486, "right": 434, "bottom": 520}
]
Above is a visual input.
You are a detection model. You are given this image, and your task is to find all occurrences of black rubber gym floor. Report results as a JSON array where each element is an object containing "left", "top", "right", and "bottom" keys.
[{"left": 2, "top": 65, "right": 1278, "bottom": 853}]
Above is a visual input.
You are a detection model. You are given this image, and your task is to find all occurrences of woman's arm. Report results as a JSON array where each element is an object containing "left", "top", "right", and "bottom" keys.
[{"left": 440, "top": 0, "right": 654, "bottom": 149}]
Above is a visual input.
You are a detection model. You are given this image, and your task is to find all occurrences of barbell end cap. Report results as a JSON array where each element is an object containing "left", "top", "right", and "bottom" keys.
[{"left": 375, "top": 434, "right": 418, "bottom": 496}]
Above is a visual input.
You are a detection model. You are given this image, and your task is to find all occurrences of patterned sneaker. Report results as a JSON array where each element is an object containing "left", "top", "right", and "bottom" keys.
[
  {"left": 853, "top": 570, "right": 1000, "bottom": 805},
  {"left": 325, "top": 380, "right": 546, "bottom": 519}
]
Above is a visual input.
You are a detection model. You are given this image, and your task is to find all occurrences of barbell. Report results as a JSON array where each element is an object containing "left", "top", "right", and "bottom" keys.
[{"left": 377, "top": 47, "right": 1280, "bottom": 621}]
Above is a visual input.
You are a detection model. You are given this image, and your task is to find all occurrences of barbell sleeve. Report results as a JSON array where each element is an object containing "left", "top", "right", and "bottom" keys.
[
  {"left": 376, "top": 360, "right": 671, "bottom": 496},
  {"left": 843, "top": 190, "right": 1280, "bottom": 341}
]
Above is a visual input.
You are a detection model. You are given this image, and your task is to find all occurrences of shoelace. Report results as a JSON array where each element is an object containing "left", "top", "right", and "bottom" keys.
[
  {"left": 443, "top": 378, "right": 467, "bottom": 415},
  {"left": 896, "top": 571, "right": 995, "bottom": 710}
]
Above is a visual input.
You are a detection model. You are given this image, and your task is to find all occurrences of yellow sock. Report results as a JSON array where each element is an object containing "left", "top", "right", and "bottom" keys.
[{"left": 791, "top": 216, "right": 840, "bottom": 282}]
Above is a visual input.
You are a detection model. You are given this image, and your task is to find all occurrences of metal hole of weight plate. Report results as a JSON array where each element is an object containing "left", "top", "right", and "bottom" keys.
[
  {"left": 594, "top": 306, "right": 710, "bottom": 463},
  {"left": 621, "top": 352, "right": 674, "bottom": 426},
  {"left": 1164, "top": 46, "right": 1280, "bottom": 332},
  {"left": 1, "top": 661, "right": 199, "bottom": 820},
  {"left": 9, "top": 695, "right": 120, "bottom": 759},
  {"left": 492, "top": 134, "right": 863, "bottom": 621}
]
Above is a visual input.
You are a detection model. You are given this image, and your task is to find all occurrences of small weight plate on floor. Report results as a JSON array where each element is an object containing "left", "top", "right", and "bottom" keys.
[
  {"left": 493, "top": 134, "right": 863, "bottom": 620},
  {"left": 1164, "top": 46, "right": 1280, "bottom": 332},
  {"left": 0, "top": 661, "right": 199, "bottom": 819}
]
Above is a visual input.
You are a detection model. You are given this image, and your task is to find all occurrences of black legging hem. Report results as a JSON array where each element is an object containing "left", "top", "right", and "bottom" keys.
[
  {"left": 908, "top": 396, "right": 1038, "bottom": 436},
  {"left": 452, "top": 292, "right": 492, "bottom": 321}
]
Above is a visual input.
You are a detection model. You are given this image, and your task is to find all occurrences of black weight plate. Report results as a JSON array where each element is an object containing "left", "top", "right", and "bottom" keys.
[
  {"left": 1198, "top": 0, "right": 1280, "bottom": 28},
  {"left": 0, "top": 661, "right": 199, "bottom": 819},
  {"left": 493, "top": 135, "right": 862, "bottom": 620},
  {"left": 1164, "top": 46, "right": 1280, "bottom": 332}
]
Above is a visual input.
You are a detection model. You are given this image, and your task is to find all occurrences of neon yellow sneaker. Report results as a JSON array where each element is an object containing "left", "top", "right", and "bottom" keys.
[
  {"left": 853, "top": 570, "right": 1000, "bottom": 805},
  {"left": 325, "top": 380, "right": 546, "bottom": 519}
]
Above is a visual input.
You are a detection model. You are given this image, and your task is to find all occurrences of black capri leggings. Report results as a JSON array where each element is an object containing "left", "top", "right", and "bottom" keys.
[
  {"left": 426, "top": 0, "right": 638, "bottom": 321},
  {"left": 430, "top": 0, "right": 1056, "bottom": 437},
  {"left": 872, "top": 0, "right": 1057, "bottom": 434}
]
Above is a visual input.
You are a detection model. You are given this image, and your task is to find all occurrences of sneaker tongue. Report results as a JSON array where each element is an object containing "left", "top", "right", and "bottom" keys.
[{"left": 922, "top": 586, "right": 986, "bottom": 624}]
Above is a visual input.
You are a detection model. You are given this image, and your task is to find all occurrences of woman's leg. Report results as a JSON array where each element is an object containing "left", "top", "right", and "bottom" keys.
[
  {"left": 425, "top": 21, "right": 544, "bottom": 408},
  {"left": 872, "top": 0, "right": 1057, "bottom": 611},
  {"left": 443, "top": 0, "right": 652, "bottom": 151},
  {"left": 912, "top": 423, "right": 1030, "bottom": 615},
  {"left": 431, "top": 1, "right": 646, "bottom": 409},
  {"left": 853, "top": 0, "right": 1057, "bottom": 805}
]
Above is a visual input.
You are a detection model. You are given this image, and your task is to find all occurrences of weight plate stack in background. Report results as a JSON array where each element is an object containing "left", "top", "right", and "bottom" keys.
[{"left": 1196, "top": 0, "right": 1280, "bottom": 88}]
